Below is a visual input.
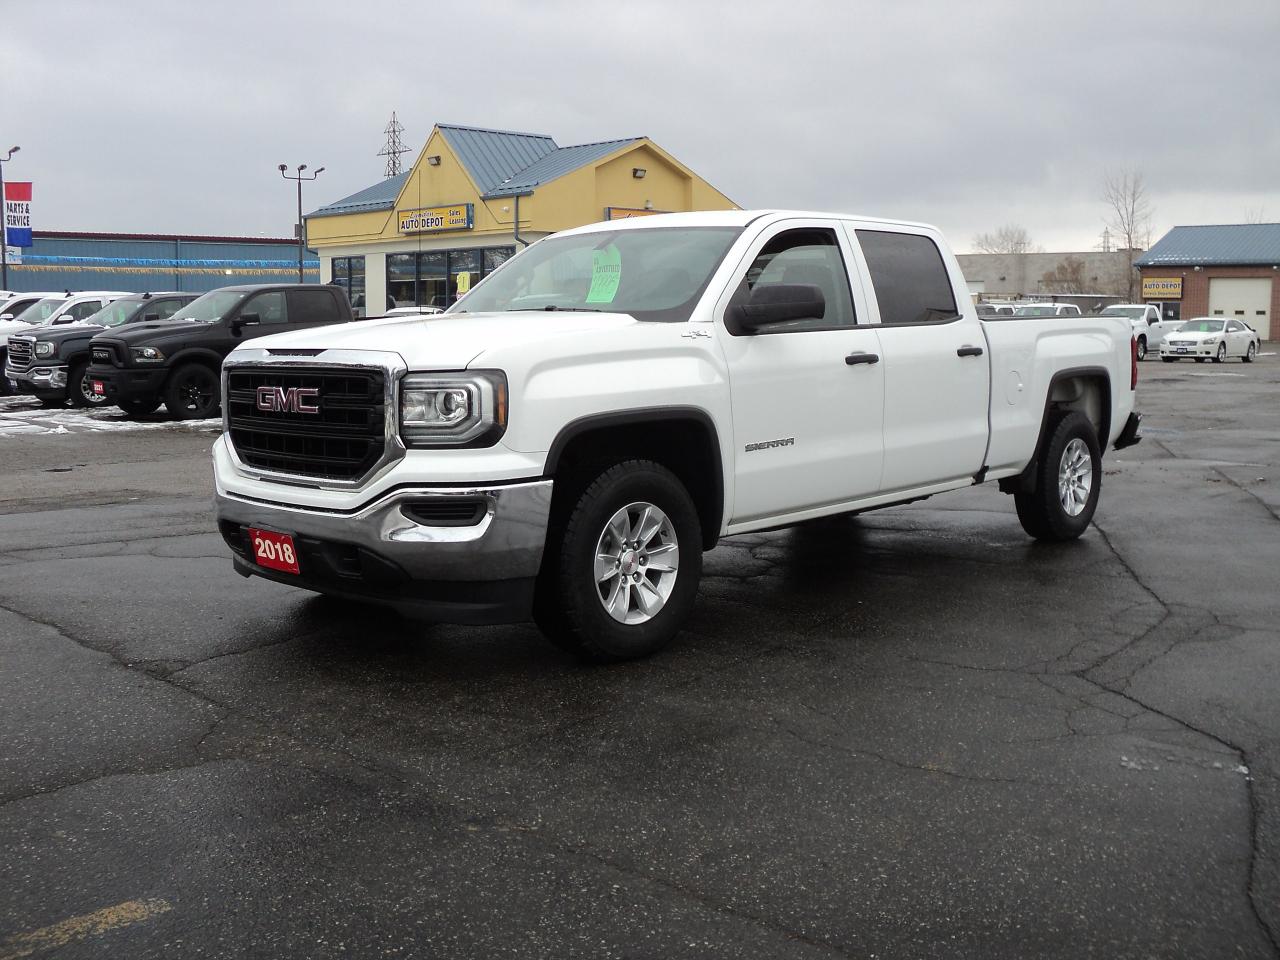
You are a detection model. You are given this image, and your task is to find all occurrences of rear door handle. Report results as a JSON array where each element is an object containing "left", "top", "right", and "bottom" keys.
[
  {"left": 957, "top": 345, "right": 984, "bottom": 357},
  {"left": 845, "top": 352, "right": 880, "bottom": 366}
]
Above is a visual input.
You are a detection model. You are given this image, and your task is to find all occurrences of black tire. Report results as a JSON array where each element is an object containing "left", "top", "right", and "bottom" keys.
[
  {"left": 164, "top": 364, "right": 219, "bottom": 420},
  {"left": 119, "top": 396, "right": 162, "bottom": 418},
  {"left": 1244, "top": 342, "right": 1257, "bottom": 363},
  {"left": 1161, "top": 357, "right": 1175, "bottom": 363},
  {"left": 37, "top": 395, "right": 64, "bottom": 408},
  {"left": 1013, "top": 411, "right": 1102, "bottom": 542},
  {"left": 1195, "top": 358, "right": 1206, "bottom": 363},
  {"left": 1213, "top": 343, "right": 1226, "bottom": 364},
  {"left": 534, "top": 459, "right": 702, "bottom": 662},
  {"left": 1136, "top": 336, "right": 1147, "bottom": 361},
  {"left": 67, "top": 360, "right": 109, "bottom": 409}
]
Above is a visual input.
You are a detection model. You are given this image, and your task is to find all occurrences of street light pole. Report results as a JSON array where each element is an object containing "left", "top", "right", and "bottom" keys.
[
  {"left": 278, "top": 163, "right": 323, "bottom": 283},
  {"left": 0, "top": 146, "right": 20, "bottom": 290}
]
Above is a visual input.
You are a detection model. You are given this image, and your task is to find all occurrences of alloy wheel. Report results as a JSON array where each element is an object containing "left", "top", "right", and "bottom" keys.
[
  {"left": 593, "top": 501, "right": 680, "bottom": 624},
  {"left": 1058, "top": 438, "right": 1093, "bottom": 517}
]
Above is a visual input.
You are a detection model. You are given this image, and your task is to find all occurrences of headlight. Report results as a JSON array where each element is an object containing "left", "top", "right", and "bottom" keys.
[
  {"left": 399, "top": 371, "right": 507, "bottom": 447},
  {"left": 34, "top": 341, "right": 55, "bottom": 358},
  {"left": 131, "top": 346, "right": 166, "bottom": 363}
]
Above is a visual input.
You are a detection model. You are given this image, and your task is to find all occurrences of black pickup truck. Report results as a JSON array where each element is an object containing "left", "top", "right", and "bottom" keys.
[
  {"left": 86, "top": 284, "right": 356, "bottom": 419},
  {"left": 5, "top": 292, "right": 196, "bottom": 407}
]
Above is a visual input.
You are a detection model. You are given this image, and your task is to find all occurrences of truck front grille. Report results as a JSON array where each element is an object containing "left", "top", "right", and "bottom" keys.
[
  {"left": 226, "top": 367, "right": 388, "bottom": 481},
  {"left": 7, "top": 337, "right": 34, "bottom": 371}
]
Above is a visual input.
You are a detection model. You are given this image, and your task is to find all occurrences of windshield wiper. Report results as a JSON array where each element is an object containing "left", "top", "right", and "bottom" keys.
[{"left": 540, "top": 305, "right": 602, "bottom": 313}]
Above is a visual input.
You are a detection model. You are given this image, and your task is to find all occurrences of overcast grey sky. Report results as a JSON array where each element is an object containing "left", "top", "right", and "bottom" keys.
[{"left": 6, "top": 0, "right": 1278, "bottom": 252}]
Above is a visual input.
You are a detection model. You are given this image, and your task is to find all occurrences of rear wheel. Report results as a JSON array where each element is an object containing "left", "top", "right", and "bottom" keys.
[
  {"left": 534, "top": 459, "right": 702, "bottom": 662},
  {"left": 1244, "top": 342, "right": 1257, "bottom": 363},
  {"left": 164, "top": 364, "right": 219, "bottom": 420},
  {"left": 1014, "top": 411, "right": 1102, "bottom": 542},
  {"left": 1135, "top": 336, "right": 1147, "bottom": 361}
]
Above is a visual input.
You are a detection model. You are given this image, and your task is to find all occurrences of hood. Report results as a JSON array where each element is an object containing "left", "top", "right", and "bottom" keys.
[
  {"left": 22, "top": 322, "right": 107, "bottom": 344},
  {"left": 95, "top": 318, "right": 210, "bottom": 346},
  {"left": 1169, "top": 329, "right": 1223, "bottom": 341},
  {"left": 241, "top": 310, "right": 639, "bottom": 369}
]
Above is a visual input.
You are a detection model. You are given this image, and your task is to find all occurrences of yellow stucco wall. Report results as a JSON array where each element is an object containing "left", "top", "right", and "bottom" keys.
[{"left": 305, "top": 128, "right": 738, "bottom": 251}]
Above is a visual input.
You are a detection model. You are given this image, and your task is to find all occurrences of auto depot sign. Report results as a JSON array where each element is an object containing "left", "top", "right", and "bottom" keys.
[{"left": 4, "top": 181, "right": 32, "bottom": 247}]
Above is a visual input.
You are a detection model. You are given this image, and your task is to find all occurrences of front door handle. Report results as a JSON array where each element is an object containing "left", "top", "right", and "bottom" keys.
[
  {"left": 845, "top": 352, "right": 880, "bottom": 366},
  {"left": 957, "top": 345, "right": 984, "bottom": 357}
]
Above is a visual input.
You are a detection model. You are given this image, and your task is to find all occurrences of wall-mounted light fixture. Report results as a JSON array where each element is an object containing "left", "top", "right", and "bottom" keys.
[
  {"left": 1194, "top": 265, "right": 1202, "bottom": 271},
  {"left": 632, "top": 167, "right": 646, "bottom": 179},
  {"left": 643, "top": 199, "right": 653, "bottom": 210},
  {"left": 427, "top": 155, "right": 441, "bottom": 166}
]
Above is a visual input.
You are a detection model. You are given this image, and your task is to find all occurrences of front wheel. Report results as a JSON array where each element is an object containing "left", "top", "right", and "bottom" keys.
[
  {"left": 69, "top": 360, "right": 109, "bottom": 408},
  {"left": 1014, "top": 411, "right": 1102, "bottom": 542},
  {"left": 164, "top": 364, "right": 220, "bottom": 419},
  {"left": 1136, "top": 336, "right": 1147, "bottom": 361},
  {"left": 1244, "top": 342, "right": 1257, "bottom": 363},
  {"left": 1214, "top": 343, "right": 1227, "bottom": 363},
  {"left": 119, "top": 396, "right": 162, "bottom": 418},
  {"left": 534, "top": 459, "right": 702, "bottom": 662}
]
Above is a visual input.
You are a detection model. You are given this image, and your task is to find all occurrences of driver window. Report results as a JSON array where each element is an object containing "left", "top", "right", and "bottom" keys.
[
  {"left": 734, "top": 228, "right": 857, "bottom": 330},
  {"left": 243, "top": 291, "right": 288, "bottom": 324},
  {"left": 70, "top": 301, "right": 102, "bottom": 321}
]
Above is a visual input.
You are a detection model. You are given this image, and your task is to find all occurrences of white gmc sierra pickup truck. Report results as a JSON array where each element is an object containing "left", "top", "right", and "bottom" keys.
[{"left": 213, "top": 211, "right": 1141, "bottom": 660}]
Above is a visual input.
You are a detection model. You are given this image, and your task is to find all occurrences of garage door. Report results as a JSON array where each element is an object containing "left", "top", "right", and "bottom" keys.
[{"left": 1209, "top": 277, "right": 1272, "bottom": 339}]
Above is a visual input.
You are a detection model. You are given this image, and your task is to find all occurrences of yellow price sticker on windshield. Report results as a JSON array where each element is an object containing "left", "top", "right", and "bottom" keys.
[
  {"left": 585, "top": 245, "right": 622, "bottom": 304},
  {"left": 456, "top": 271, "right": 471, "bottom": 294}
]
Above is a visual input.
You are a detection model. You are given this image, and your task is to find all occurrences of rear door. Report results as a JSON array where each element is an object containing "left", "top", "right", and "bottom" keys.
[
  {"left": 717, "top": 220, "right": 884, "bottom": 523},
  {"left": 845, "top": 225, "right": 991, "bottom": 493},
  {"left": 286, "top": 288, "right": 343, "bottom": 329}
]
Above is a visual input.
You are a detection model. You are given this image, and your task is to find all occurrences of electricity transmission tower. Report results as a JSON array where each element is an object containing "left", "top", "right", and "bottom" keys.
[{"left": 377, "top": 112, "right": 410, "bottom": 178}]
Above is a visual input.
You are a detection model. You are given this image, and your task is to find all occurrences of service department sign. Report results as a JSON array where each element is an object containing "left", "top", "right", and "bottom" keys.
[
  {"left": 398, "top": 204, "right": 473, "bottom": 235},
  {"left": 1142, "top": 276, "right": 1182, "bottom": 299}
]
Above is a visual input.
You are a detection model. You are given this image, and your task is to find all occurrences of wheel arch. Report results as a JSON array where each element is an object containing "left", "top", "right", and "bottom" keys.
[
  {"left": 1000, "top": 366, "right": 1112, "bottom": 495},
  {"left": 544, "top": 407, "right": 725, "bottom": 550}
]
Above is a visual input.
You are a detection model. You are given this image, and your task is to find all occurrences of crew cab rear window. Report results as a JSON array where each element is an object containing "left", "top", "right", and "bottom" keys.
[
  {"left": 287, "top": 289, "right": 340, "bottom": 324},
  {"left": 855, "top": 230, "right": 958, "bottom": 325}
]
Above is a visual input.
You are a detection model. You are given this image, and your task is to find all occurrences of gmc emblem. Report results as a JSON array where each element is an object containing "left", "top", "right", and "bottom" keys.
[{"left": 256, "top": 385, "right": 320, "bottom": 414}]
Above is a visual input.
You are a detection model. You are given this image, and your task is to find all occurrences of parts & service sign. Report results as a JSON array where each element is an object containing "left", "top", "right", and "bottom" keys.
[{"left": 4, "top": 181, "right": 32, "bottom": 247}]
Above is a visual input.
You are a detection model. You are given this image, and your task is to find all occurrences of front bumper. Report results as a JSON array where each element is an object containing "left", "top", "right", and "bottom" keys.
[
  {"left": 1159, "top": 343, "right": 1216, "bottom": 358},
  {"left": 85, "top": 363, "right": 167, "bottom": 403},
  {"left": 5, "top": 362, "right": 67, "bottom": 395},
  {"left": 215, "top": 479, "right": 553, "bottom": 624}
]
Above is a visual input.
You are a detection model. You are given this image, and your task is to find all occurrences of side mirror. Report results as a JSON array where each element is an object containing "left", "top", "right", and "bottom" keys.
[
  {"left": 142, "top": 313, "right": 160, "bottom": 322},
  {"left": 231, "top": 312, "right": 261, "bottom": 334},
  {"left": 726, "top": 283, "right": 825, "bottom": 334}
]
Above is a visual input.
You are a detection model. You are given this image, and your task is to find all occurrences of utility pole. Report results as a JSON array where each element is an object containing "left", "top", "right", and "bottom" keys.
[
  {"left": 278, "top": 163, "right": 323, "bottom": 283},
  {"left": 0, "top": 145, "right": 20, "bottom": 290}
]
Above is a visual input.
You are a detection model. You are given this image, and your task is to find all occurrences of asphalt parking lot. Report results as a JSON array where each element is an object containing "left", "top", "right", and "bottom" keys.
[{"left": 1, "top": 357, "right": 1278, "bottom": 959}]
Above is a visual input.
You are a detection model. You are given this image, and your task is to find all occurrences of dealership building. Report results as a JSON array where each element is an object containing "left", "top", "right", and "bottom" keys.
[
  {"left": 305, "top": 122, "right": 737, "bottom": 313},
  {"left": 1135, "top": 223, "right": 1279, "bottom": 339},
  {"left": 2, "top": 232, "right": 316, "bottom": 294}
]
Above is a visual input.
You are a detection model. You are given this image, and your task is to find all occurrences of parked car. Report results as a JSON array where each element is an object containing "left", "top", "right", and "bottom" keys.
[
  {"left": 1098, "top": 303, "right": 1182, "bottom": 360},
  {"left": 1159, "top": 317, "right": 1260, "bottom": 363},
  {"left": 1, "top": 293, "right": 59, "bottom": 394},
  {"left": 5, "top": 292, "right": 198, "bottom": 407},
  {"left": 1013, "top": 302, "right": 1082, "bottom": 317},
  {"left": 87, "top": 284, "right": 357, "bottom": 419},
  {"left": 212, "top": 209, "right": 1140, "bottom": 661}
]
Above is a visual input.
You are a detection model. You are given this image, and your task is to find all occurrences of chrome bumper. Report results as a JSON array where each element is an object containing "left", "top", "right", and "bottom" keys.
[
  {"left": 215, "top": 479, "right": 553, "bottom": 583},
  {"left": 5, "top": 363, "right": 67, "bottom": 389}
]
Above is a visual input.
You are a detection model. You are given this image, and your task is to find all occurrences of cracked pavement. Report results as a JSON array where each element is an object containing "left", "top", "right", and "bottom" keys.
[{"left": 1, "top": 359, "right": 1278, "bottom": 958}]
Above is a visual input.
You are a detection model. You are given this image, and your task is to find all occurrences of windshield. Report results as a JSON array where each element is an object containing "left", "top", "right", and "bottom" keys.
[
  {"left": 87, "top": 298, "right": 144, "bottom": 328},
  {"left": 1178, "top": 319, "right": 1225, "bottom": 333},
  {"left": 1013, "top": 305, "right": 1061, "bottom": 317},
  {"left": 1101, "top": 306, "right": 1146, "bottom": 319},
  {"left": 173, "top": 290, "right": 248, "bottom": 322},
  {"left": 14, "top": 297, "right": 67, "bottom": 325},
  {"left": 450, "top": 226, "right": 743, "bottom": 322}
]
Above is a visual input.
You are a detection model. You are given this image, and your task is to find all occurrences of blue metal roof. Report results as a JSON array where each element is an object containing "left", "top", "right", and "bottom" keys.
[
  {"left": 1135, "top": 223, "right": 1280, "bottom": 267},
  {"left": 437, "top": 123, "right": 558, "bottom": 195},
  {"left": 309, "top": 172, "right": 408, "bottom": 218},
  {"left": 482, "top": 138, "right": 641, "bottom": 198}
]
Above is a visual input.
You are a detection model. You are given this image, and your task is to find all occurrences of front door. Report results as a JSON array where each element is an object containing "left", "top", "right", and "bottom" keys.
[{"left": 717, "top": 221, "right": 885, "bottom": 524}]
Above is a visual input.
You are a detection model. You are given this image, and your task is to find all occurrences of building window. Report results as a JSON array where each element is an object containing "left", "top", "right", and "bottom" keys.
[
  {"left": 331, "top": 256, "right": 367, "bottom": 315},
  {"left": 384, "top": 246, "right": 518, "bottom": 309}
]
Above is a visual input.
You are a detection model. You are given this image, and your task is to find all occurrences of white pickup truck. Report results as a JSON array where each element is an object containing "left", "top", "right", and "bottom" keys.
[
  {"left": 213, "top": 211, "right": 1141, "bottom": 660},
  {"left": 1099, "top": 303, "right": 1182, "bottom": 360}
]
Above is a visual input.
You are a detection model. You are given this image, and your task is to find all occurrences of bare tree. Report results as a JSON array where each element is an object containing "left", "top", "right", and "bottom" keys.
[
  {"left": 1103, "top": 168, "right": 1152, "bottom": 300},
  {"left": 972, "top": 224, "right": 1035, "bottom": 255}
]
